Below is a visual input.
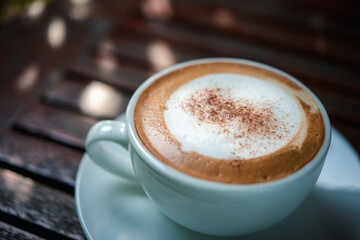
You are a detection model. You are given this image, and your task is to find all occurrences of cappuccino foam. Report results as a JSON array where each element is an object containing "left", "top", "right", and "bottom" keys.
[
  {"left": 134, "top": 62, "right": 325, "bottom": 184},
  {"left": 165, "top": 73, "right": 304, "bottom": 160}
]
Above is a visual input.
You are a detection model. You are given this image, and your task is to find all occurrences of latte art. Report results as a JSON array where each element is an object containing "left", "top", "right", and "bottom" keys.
[
  {"left": 134, "top": 61, "right": 325, "bottom": 183},
  {"left": 164, "top": 73, "right": 304, "bottom": 160}
]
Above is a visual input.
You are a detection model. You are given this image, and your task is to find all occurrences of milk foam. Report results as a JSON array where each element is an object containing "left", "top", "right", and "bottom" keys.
[{"left": 164, "top": 73, "right": 304, "bottom": 160}]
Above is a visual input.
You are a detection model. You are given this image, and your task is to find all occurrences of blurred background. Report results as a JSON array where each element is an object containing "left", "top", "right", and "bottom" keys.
[
  {"left": 1, "top": 0, "right": 359, "bottom": 146},
  {"left": 0, "top": 0, "right": 359, "bottom": 239}
]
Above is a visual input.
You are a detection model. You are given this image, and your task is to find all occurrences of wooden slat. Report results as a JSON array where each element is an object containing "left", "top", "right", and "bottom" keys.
[
  {"left": 68, "top": 57, "right": 148, "bottom": 92},
  {"left": 43, "top": 74, "right": 131, "bottom": 119},
  {"left": 0, "top": 2, "right": 61, "bottom": 68},
  {"left": 289, "top": 0, "right": 360, "bottom": 14},
  {"left": 256, "top": 0, "right": 360, "bottom": 22},
  {"left": 159, "top": 0, "right": 360, "bottom": 66},
  {"left": 0, "top": 129, "right": 83, "bottom": 187},
  {"left": 98, "top": 33, "right": 206, "bottom": 73},
  {"left": 0, "top": 221, "right": 45, "bottom": 240},
  {"left": 151, "top": 15, "right": 360, "bottom": 80},
  {"left": 103, "top": 0, "right": 360, "bottom": 36},
  {"left": 0, "top": 169, "right": 85, "bottom": 240},
  {"left": 106, "top": 0, "right": 360, "bottom": 54},
  {"left": 109, "top": 19, "right": 360, "bottom": 98},
  {"left": 0, "top": 1, "right": 105, "bottom": 133},
  {"left": 15, "top": 103, "right": 97, "bottom": 149},
  {"left": 314, "top": 89, "right": 360, "bottom": 125},
  {"left": 190, "top": 0, "right": 360, "bottom": 40}
]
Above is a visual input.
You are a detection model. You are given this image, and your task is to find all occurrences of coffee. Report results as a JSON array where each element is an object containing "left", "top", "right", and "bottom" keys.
[{"left": 134, "top": 62, "right": 325, "bottom": 184}]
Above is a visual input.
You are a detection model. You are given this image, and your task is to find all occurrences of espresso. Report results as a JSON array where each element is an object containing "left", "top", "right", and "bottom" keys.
[{"left": 134, "top": 62, "right": 325, "bottom": 184}]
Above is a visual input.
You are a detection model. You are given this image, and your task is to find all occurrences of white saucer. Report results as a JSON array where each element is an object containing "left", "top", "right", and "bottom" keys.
[{"left": 75, "top": 123, "right": 360, "bottom": 240}]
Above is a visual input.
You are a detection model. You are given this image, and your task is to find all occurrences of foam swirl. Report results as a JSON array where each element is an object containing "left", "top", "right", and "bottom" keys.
[{"left": 164, "top": 73, "right": 304, "bottom": 160}]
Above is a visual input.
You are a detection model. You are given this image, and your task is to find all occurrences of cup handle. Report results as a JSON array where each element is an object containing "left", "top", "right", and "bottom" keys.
[{"left": 85, "top": 120, "right": 137, "bottom": 181}]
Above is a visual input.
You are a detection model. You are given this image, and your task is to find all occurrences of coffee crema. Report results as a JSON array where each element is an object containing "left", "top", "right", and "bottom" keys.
[{"left": 134, "top": 62, "right": 325, "bottom": 184}]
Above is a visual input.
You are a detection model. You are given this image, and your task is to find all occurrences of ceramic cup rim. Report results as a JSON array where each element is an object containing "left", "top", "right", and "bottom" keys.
[{"left": 125, "top": 58, "right": 331, "bottom": 194}]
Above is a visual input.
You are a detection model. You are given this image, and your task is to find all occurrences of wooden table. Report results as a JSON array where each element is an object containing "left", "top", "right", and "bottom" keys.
[{"left": 0, "top": 0, "right": 359, "bottom": 239}]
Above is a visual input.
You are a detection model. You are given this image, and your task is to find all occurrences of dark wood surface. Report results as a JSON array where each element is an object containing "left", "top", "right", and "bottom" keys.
[{"left": 0, "top": 0, "right": 359, "bottom": 239}]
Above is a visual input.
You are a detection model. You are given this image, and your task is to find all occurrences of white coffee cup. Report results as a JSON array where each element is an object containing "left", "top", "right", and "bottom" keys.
[{"left": 86, "top": 58, "right": 331, "bottom": 236}]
